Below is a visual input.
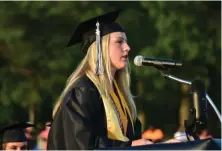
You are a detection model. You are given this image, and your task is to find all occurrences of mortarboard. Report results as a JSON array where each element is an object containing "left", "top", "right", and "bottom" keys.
[
  {"left": 66, "top": 9, "right": 125, "bottom": 75},
  {"left": 0, "top": 122, "right": 35, "bottom": 145},
  {"left": 66, "top": 9, "right": 124, "bottom": 49}
]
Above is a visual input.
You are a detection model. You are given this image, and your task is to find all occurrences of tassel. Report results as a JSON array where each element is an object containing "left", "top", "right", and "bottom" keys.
[{"left": 95, "top": 21, "right": 103, "bottom": 75}]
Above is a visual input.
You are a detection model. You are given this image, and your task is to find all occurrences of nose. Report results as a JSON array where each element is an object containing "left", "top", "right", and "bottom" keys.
[{"left": 123, "top": 42, "right": 131, "bottom": 52}]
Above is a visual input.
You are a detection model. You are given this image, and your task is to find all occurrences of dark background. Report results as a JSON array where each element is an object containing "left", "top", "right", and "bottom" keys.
[{"left": 0, "top": 1, "right": 221, "bottom": 138}]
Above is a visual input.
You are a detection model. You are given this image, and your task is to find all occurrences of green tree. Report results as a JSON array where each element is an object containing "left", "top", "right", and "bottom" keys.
[
  {"left": 131, "top": 1, "right": 221, "bottom": 136},
  {"left": 0, "top": 1, "right": 220, "bottom": 138}
]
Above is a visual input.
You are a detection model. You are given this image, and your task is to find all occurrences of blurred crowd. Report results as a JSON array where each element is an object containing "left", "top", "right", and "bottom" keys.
[
  {"left": 24, "top": 121, "right": 51, "bottom": 150},
  {"left": 141, "top": 126, "right": 212, "bottom": 143},
  {"left": 1, "top": 121, "right": 213, "bottom": 150},
  {"left": 24, "top": 123, "right": 213, "bottom": 150},
  {"left": 26, "top": 123, "right": 213, "bottom": 150}
]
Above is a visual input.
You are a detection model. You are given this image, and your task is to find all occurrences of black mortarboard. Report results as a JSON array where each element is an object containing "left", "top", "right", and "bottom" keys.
[
  {"left": 66, "top": 9, "right": 125, "bottom": 51},
  {"left": 0, "top": 122, "right": 35, "bottom": 145}
]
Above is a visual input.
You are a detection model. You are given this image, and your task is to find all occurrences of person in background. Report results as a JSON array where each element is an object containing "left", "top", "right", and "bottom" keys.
[
  {"left": 199, "top": 129, "right": 212, "bottom": 139},
  {"left": 0, "top": 122, "right": 35, "bottom": 150},
  {"left": 174, "top": 130, "right": 188, "bottom": 142},
  {"left": 25, "top": 126, "right": 38, "bottom": 150},
  {"left": 37, "top": 122, "right": 51, "bottom": 150},
  {"left": 173, "top": 127, "right": 212, "bottom": 142},
  {"left": 142, "top": 126, "right": 164, "bottom": 142}
]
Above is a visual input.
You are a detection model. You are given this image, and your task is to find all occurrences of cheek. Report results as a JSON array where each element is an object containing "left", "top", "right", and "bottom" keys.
[
  {"left": 109, "top": 47, "right": 126, "bottom": 69},
  {"left": 109, "top": 46, "right": 121, "bottom": 63},
  {"left": 5, "top": 146, "right": 13, "bottom": 150}
]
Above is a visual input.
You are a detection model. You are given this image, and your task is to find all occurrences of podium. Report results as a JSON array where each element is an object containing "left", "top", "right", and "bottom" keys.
[{"left": 103, "top": 138, "right": 221, "bottom": 150}]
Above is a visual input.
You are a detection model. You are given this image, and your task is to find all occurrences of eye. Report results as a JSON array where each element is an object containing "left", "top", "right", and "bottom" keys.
[
  {"left": 21, "top": 145, "right": 28, "bottom": 150},
  {"left": 116, "top": 40, "right": 123, "bottom": 44},
  {"left": 10, "top": 146, "right": 17, "bottom": 150}
]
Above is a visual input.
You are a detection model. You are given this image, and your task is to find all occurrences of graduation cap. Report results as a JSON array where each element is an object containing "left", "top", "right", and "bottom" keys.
[
  {"left": 0, "top": 122, "right": 35, "bottom": 145},
  {"left": 67, "top": 9, "right": 124, "bottom": 48},
  {"left": 66, "top": 9, "right": 125, "bottom": 75}
]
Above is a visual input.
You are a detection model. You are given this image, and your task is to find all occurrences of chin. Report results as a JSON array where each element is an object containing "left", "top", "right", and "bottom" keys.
[{"left": 117, "top": 64, "right": 127, "bottom": 70}]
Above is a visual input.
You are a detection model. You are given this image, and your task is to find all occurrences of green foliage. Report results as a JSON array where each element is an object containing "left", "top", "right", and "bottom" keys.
[{"left": 0, "top": 1, "right": 220, "bottom": 137}]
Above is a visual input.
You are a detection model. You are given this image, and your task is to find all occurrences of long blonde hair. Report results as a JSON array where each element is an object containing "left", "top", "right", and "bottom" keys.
[{"left": 53, "top": 33, "right": 137, "bottom": 120}]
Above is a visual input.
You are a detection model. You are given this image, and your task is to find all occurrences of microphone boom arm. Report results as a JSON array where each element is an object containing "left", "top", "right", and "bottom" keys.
[{"left": 160, "top": 72, "right": 222, "bottom": 124}]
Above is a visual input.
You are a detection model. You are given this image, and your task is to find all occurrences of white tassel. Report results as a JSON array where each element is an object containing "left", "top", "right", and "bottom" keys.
[{"left": 95, "top": 21, "right": 103, "bottom": 75}]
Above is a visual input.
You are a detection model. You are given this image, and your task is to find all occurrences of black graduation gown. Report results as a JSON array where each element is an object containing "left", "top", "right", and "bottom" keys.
[{"left": 47, "top": 75, "right": 142, "bottom": 150}]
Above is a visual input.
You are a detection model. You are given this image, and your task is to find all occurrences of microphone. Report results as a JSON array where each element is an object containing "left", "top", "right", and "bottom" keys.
[
  {"left": 134, "top": 55, "right": 182, "bottom": 68},
  {"left": 190, "top": 80, "right": 208, "bottom": 125}
]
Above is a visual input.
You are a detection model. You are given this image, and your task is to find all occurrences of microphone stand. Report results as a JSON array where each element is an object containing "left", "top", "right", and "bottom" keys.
[
  {"left": 158, "top": 71, "right": 222, "bottom": 124},
  {"left": 154, "top": 68, "right": 221, "bottom": 141}
]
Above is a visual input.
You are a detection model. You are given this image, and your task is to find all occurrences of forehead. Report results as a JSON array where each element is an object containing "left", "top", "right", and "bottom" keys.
[
  {"left": 110, "top": 32, "right": 126, "bottom": 39},
  {"left": 25, "top": 127, "right": 34, "bottom": 132},
  {"left": 6, "top": 142, "right": 27, "bottom": 147}
]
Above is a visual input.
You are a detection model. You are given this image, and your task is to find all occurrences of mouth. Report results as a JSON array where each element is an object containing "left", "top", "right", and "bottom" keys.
[{"left": 122, "top": 55, "right": 128, "bottom": 60}]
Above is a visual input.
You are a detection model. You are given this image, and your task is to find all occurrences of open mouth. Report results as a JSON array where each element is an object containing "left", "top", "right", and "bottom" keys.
[{"left": 122, "top": 55, "right": 128, "bottom": 60}]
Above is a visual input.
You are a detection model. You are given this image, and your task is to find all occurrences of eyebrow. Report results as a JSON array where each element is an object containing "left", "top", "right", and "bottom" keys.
[
  {"left": 116, "top": 37, "right": 127, "bottom": 41},
  {"left": 10, "top": 144, "right": 27, "bottom": 147}
]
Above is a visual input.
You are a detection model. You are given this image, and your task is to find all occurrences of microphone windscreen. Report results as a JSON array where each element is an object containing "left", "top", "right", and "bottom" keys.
[{"left": 134, "top": 55, "right": 143, "bottom": 66}]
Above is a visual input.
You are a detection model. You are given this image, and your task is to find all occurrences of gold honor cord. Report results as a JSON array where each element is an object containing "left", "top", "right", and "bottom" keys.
[
  {"left": 109, "top": 88, "right": 128, "bottom": 135},
  {"left": 113, "top": 80, "right": 135, "bottom": 134},
  {"left": 86, "top": 72, "right": 129, "bottom": 141},
  {"left": 110, "top": 80, "right": 135, "bottom": 135}
]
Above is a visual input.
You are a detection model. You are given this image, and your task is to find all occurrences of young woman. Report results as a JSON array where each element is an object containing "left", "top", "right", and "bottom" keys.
[{"left": 47, "top": 9, "right": 179, "bottom": 150}]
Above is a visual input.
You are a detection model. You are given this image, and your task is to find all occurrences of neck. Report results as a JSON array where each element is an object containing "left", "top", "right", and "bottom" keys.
[{"left": 111, "top": 67, "right": 116, "bottom": 80}]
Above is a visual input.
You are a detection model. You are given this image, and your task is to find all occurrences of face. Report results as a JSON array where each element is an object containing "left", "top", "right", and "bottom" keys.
[
  {"left": 25, "top": 127, "right": 35, "bottom": 139},
  {"left": 109, "top": 32, "right": 131, "bottom": 71},
  {"left": 4, "top": 142, "right": 28, "bottom": 150}
]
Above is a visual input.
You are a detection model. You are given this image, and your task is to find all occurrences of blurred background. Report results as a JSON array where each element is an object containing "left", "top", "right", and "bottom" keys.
[{"left": 0, "top": 1, "right": 221, "bottom": 149}]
